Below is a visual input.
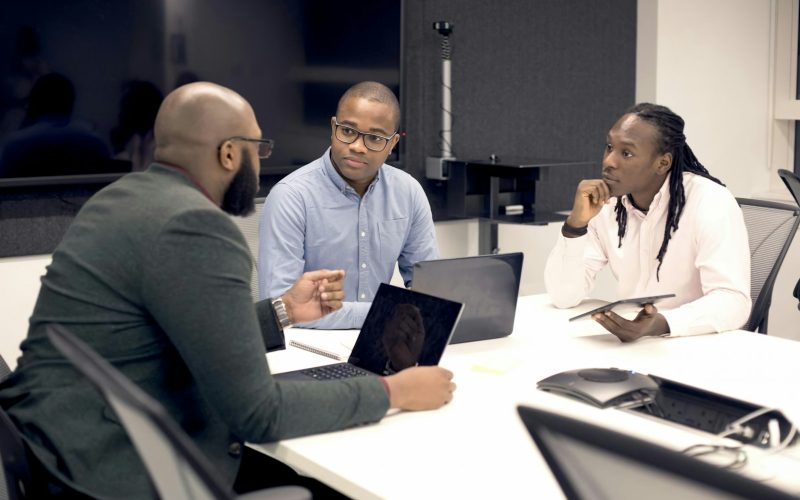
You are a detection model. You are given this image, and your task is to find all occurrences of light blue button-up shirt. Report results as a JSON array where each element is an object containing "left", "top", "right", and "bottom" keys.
[{"left": 258, "top": 149, "right": 439, "bottom": 329}]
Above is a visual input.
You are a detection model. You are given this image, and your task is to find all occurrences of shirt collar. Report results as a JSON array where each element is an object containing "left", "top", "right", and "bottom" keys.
[
  {"left": 323, "top": 148, "right": 382, "bottom": 195},
  {"left": 621, "top": 171, "right": 672, "bottom": 216}
]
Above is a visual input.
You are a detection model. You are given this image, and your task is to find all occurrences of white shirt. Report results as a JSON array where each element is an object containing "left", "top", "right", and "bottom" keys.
[{"left": 545, "top": 172, "right": 751, "bottom": 336}]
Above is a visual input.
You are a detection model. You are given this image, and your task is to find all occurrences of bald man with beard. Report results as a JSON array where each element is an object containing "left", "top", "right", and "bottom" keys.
[{"left": 0, "top": 82, "right": 455, "bottom": 498}]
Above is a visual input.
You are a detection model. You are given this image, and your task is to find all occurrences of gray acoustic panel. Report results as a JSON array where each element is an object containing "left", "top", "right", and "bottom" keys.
[
  {"left": 0, "top": 187, "right": 93, "bottom": 257},
  {"left": 403, "top": 0, "right": 636, "bottom": 214}
]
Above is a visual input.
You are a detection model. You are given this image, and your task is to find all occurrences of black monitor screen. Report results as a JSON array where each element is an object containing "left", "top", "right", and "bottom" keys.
[{"left": 0, "top": 0, "right": 400, "bottom": 182}]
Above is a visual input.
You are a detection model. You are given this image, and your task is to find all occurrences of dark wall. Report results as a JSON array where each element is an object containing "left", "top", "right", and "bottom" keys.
[
  {"left": 0, "top": 0, "right": 637, "bottom": 258},
  {"left": 402, "top": 0, "right": 636, "bottom": 215}
]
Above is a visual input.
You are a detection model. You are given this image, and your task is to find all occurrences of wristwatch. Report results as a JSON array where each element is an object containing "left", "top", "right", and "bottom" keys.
[{"left": 271, "top": 296, "right": 293, "bottom": 331}]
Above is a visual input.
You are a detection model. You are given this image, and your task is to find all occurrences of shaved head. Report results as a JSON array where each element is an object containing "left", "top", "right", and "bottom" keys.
[
  {"left": 152, "top": 81, "right": 262, "bottom": 208},
  {"left": 154, "top": 82, "right": 258, "bottom": 170}
]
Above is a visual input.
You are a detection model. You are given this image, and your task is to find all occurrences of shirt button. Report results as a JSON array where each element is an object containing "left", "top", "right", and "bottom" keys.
[
  {"left": 361, "top": 231, "right": 366, "bottom": 237},
  {"left": 360, "top": 293, "right": 366, "bottom": 299},
  {"left": 361, "top": 262, "right": 367, "bottom": 269},
  {"left": 228, "top": 442, "right": 242, "bottom": 457}
]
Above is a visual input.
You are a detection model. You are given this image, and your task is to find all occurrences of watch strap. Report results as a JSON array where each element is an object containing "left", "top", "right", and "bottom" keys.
[{"left": 271, "top": 296, "right": 293, "bottom": 330}]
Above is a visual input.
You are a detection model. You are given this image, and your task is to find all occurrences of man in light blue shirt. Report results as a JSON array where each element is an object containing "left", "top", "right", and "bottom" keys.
[{"left": 258, "top": 81, "right": 438, "bottom": 328}]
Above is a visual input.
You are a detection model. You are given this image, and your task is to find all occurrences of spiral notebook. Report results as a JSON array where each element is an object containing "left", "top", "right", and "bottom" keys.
[{"left": 288, "top": 338, "right": 348, "bottom": 362}]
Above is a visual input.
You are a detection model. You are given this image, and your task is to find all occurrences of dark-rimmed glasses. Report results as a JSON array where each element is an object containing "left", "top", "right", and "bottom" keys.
[
  {"left": 333, "top": 119, "right": 397, "bottom": 152},
  {"left": 219, "top": 137, "right": 274, "bottom": 159}
]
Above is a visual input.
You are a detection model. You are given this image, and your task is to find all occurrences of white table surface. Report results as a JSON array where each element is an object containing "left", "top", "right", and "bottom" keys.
[{"left": 251, "top": 294, "right": 800, "bottom": 499}]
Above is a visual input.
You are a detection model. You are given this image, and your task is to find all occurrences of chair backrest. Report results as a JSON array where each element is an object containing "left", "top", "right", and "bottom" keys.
[
  {"left": 737, "top": 198, "right": 800, "bottom": 333},
  {"left": 0, "top": 408, "right": 31, "bottom": 500},
  {"left": 0, "top": 353, "right": 32, "bottom": 500},
  {"left": 778, "top": 169, "right": 800, "bottom": 311},
  {"left": 46, "top": 324, "right": 236, "bottom": 500},
  {"left": 45, "top": 324, "right": 311, "bottom": 500},
  {"left": 230, "top": 197, "right": 266, "bottom": 300},
  {"left": 778, "top": 169, "right": 800, "bottom": 206},
  {"left": 0, "top": 357, "right": 9, "bottom": 383}
]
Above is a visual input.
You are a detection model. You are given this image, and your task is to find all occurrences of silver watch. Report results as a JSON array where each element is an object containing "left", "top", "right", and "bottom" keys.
[{"left": 271, "top": 296, "right": 293, "bottom": 330}]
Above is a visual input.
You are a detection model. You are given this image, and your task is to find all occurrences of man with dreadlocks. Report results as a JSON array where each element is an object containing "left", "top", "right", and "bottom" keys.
[{"left": 545, "top": 103, "right": 750, "bottom": 341}]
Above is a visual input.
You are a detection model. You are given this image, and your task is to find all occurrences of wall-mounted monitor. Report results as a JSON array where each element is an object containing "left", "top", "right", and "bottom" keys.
[{"left": 0, "top": 0, "right": 401, "bottom": 187}]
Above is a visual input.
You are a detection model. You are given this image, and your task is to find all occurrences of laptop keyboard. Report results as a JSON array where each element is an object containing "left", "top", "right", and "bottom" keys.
[{"left": 300, "top": 363, "right": 372, "bottom": 380}]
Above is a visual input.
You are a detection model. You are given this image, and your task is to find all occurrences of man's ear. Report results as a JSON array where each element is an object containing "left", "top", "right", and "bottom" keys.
[
  {"left": 389, "top": 133, "right": 401, "bottom": 153},
  {"left": 218, "top": 140, "right": 237, "bottom": 172},
  {"left": 657, "top": 152, "right": 673, "bottom": 174}
]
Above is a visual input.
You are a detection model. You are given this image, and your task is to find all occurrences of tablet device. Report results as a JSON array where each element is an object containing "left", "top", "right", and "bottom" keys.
[{"left": 568, "top": 294, "right": 675, "bottom": 322}]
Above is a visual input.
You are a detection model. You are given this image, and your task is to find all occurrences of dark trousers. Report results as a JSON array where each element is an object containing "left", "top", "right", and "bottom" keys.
[
  {"left": 234, "top": 446, "right": 351, "bottom": 499},
  {"left": 26, "top": 442, "right": 349, "bottom": 499}
]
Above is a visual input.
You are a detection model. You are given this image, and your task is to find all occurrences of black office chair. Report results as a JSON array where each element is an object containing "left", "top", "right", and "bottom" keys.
[
  {"left": 45, "top": 324, "right": 310, "bottom": 500},
  {"left": 518, "top": 404, "right": 797, "bottom": 500},
  {"left": 778, "top": 169, "right": 800, "bottom": 311},
  {"left": 778, "top": 169, "right": 800, "bottom": 205},
  {"left": 794, "top": 279, "right": 800, "bottom": 311},
  {"left": 737, "top": 198, "right": 800, "bottom": 333},
  {"left": 0, "top": 355, "right": 33, "bottom": 500}
]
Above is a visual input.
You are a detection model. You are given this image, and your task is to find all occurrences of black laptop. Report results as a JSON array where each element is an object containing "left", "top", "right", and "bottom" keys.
[
  {"left": 274, "top": 283, "right": 464, "bottom": 381},
  {"left": 411, "top": 252, "right": 523, "bottom": 344},
  {"left": 517, "top": 405, "right": 797, "bottom": 500}
]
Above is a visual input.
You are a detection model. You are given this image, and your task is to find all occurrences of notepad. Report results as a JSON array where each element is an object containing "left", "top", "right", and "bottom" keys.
[{"left": 285, "top": 328, "right": 355, "bottom": 362}]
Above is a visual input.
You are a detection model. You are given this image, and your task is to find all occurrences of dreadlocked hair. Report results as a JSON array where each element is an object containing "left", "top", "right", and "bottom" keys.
[{"left": 613, "top": 103, "right": 724, "bottom": 280}]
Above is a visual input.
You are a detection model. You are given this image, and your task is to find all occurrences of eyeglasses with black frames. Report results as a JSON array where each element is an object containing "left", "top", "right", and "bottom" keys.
[
  {"left": 219, "top": 137, "right": 275, "bottom": 159},
  {"left": 333, "top": 119, "right": 397, "bottom": 152}
]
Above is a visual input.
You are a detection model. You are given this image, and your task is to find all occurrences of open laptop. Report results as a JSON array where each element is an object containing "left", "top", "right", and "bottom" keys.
[
  {"left": 411, "top": 252, "right": 523, "bottom": 344},
  {"left": 274, "top": 283, "right": 464, "bottom": 381},
  {"left": 517, "top": 405, "right": 796, "bottom": 500}
]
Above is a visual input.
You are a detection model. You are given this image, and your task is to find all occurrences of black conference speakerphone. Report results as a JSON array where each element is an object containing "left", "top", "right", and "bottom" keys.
[{"left": 537, "top": 368, "right": 797, "bottom": 449}]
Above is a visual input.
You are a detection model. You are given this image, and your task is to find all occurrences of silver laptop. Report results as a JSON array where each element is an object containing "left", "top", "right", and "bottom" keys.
[
  {"left": 274, "top": 283, "right": 464, "bottom": 381},
  {"left": 411, "top": 252, "right": 523, "bottom": 344}
]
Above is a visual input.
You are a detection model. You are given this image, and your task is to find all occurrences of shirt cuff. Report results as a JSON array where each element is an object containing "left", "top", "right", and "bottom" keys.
[{"left": 660, "top": 308, "right": 716, "bottom": 337}]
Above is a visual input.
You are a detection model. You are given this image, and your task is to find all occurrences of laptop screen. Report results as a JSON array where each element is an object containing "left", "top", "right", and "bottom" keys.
[
  {"left": 347, "top": 283, "right": 464, "bottom": 375},
  {"left": 517, "top": 405, "right": 796, "bottom": 500}
]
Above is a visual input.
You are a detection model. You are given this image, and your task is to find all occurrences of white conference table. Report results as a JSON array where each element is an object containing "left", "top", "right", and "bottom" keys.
[{"left": 252, "top": 294, "right": 800, "bottom": 499}]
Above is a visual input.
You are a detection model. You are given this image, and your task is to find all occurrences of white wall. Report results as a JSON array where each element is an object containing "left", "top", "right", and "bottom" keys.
[
  {"left": 637, "top": 0, "right": 773, "bottom": 198},
  {"left": 0, "top": 255, "right": 50, "bottom": 369}
]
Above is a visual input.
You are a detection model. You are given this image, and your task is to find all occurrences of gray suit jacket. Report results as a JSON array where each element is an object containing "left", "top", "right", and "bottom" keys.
[{"left": 0, "top": 164, "right": 388, "bottom": 498}]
